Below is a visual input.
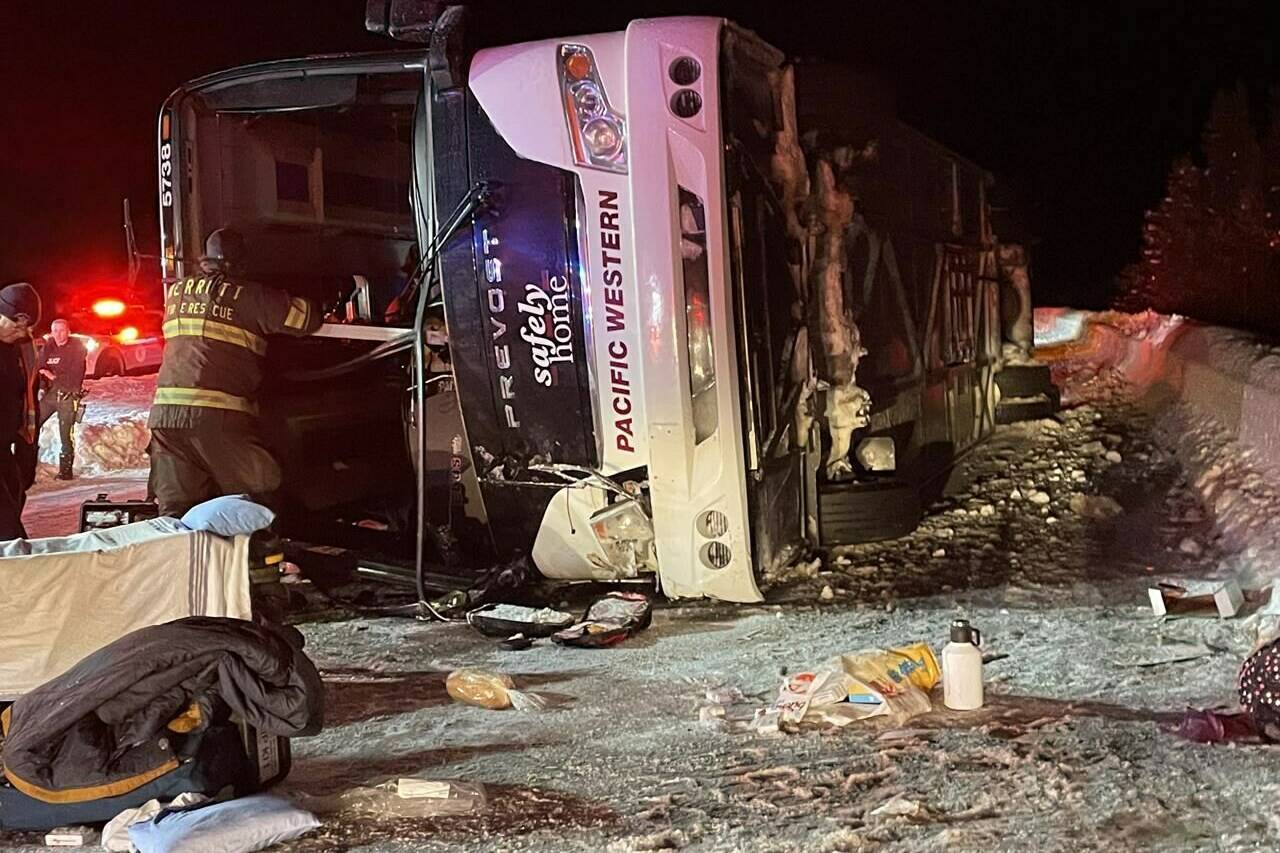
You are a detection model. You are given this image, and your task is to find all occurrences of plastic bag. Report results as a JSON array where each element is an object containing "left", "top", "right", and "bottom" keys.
[
  {"left": 774, "top": 671, "right": 854, "bottom": 724},
  {"left": 772, "top": 643, "right": 941, "bottom": 727},
  {"left": 825, "top": 643, "right": 940, "bottom": 724},
  {"left": 296, "top": 780, "right": 486, "bottom": 818},
  {"left": 552, "top": 591, "right": 652, "bottom": 648},
  {"left": 444, "top": 668, "right": 548, "bottom": 712},
  {"left": 446, "top": 669, "right": 513, "bottom": 709}
]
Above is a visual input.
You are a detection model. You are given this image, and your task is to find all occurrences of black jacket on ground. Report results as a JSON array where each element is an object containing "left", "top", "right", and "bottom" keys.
[
  {"left": 148, "top": 273, "right": 322, "bottom": 430},
  {"left": 0, "top": 617, "right": 324, "bottom": 804}
]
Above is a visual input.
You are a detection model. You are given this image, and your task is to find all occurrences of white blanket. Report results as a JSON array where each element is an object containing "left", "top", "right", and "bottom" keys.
[{"left": 0, "top": 518, "right": 252, "bottom": 699}]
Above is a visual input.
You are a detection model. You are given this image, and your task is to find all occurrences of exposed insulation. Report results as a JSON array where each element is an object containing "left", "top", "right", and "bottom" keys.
[
  {"left": 768, "top": 65, "right": 872, "bottom": 480},
  {"left": 998, "top": 243, "right": 1035, "bottom": 364}
]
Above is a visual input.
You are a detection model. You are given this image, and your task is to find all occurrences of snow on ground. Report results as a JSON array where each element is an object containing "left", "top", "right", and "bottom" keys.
[
  {"left": 22, "top": 375, "right": 152, "bottom": 538},
  {"left": 268, "top": 380, "right": 1280, "bottom": 852},
  {"left": 6, "top": 316, "right": 1280, "bottom": 851},
  {"left": 34, "top": 375, "right": 154, "bottom": 481}
]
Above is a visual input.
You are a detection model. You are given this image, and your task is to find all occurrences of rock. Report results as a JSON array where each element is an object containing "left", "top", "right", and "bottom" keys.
[
  {"left": 1068, "top": 494, "right": 1123, "bottom": 520},
  {"left": 1028, "top": 490, "right": 1052, "bottom": 506},
  {"left": 1080, "top": 441, "right": 1106, "bottom": 456},
  {"left": 932, "top": 548, "right": 947, "bottom": 558},
  {"left": 1010, "top": 489, "right": 1024, "bottom": 501},
  {"left": 698, "top": 705, "right": 727, "bottom": 725},
  {"left": 870, "top": 796, "right": 925, "bottom": 819},
  {"left": 705, "top": 686, "right": 745, "bottom": 705},
  {"left": 1072, "top": 470, "right": 1087, "bottom": 482},
  {"left": 1105, "top": 450, "right": 1123, "bottom": 464},
  {"left": 1178, "top": 537, "right": 1203, "bottom": 556},
  {"left": 978, "top": 504, "right": 996, "bottom": 517},
  {"left": 820, "top": 585, "right": 835, "bottom": 601}
]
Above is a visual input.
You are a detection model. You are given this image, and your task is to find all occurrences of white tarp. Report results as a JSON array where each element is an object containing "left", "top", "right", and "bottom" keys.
[{"left": 0, "top": 517, "right": 252, "bottom": 699}]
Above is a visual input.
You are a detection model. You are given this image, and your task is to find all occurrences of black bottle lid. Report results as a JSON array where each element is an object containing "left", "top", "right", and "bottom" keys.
[{"left": 950, "top": 619, "right": 974, "bottom": 644}]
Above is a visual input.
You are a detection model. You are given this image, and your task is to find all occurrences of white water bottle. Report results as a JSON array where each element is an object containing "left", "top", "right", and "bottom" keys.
[{"left": 942, "top": 619, "right": 984, "bottom": 710}]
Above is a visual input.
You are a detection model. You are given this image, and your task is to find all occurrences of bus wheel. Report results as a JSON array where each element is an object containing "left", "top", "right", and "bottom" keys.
[{"left": 818, "top": 478, "right": 922, "bottom": 545}]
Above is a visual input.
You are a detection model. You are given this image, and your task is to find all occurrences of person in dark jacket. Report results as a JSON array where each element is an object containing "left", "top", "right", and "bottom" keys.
[
  {"left": 147, "top": 229, "right": 323, "bottom": 517},
  {"left": 0, "top": 283, "right": 41, "bottom": 540},
  {"left": 36, "top": 318, "right": 88, "bottom": 480}
]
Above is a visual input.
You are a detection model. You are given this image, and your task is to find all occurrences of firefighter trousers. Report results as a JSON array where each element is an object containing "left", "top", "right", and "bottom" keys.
[
  {"left": 38, "top": 393, "right": 77, "bottom": 469},
  {"left": 147, "top": 423, "right": 282, "bottom": 518}
]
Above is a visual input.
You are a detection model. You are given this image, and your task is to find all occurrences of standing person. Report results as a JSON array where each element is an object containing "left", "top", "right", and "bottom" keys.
[
  {"left": 147, "top": 228, "right": 323, "bottom": 517},
  {"left": 36, "top": 318, "right": 88, "bottom": 480},
  {"left": 0, "top": 283, "right": 41, "bottom": 539}
]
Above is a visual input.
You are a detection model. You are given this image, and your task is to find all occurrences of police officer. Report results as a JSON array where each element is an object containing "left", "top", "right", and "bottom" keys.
[
  {"left": 0, "top": 283, "right": 41, "bottom": 539},
  {"left": 36, "top": 318, "right": 87, "bottom": 480},
  {"left": 147, "top": 229, "right": 323, "bottom": 517}
]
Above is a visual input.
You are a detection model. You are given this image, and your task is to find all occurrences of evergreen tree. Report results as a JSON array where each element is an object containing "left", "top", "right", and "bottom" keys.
[{"left": 1121, "top": 83, "right": 1280, "bottom": 331}]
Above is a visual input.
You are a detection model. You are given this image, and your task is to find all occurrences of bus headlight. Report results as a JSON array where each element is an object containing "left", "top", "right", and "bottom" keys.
[
  {"left": 589, "top": 499, "right": 654, "bottom": 575},
  {"left": 559, "top": 45, "right": 627, "bottom": 173}
]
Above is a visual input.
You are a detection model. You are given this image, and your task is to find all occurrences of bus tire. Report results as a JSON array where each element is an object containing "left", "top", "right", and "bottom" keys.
[
  {"left": 818, "top": 478, "right": 922, "bottom": 545},
  {"left": 996, "top": 363, "right": 1053, "bottom": 398}
]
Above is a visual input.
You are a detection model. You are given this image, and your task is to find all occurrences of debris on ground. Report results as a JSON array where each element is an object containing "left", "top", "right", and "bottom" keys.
[
  {"left": 1174, "top": 709, "right": 1260, "bottom": 744},
  {"left": 552, "top": 591, "right": 653, "bottom": 648},
  {"left": 763, "top": 643, "right": 941, "bottom": 731},
  {"left": 43, "top": 826, "right": 96, "bottom": 848},
  {"left": 444, "top": 668, "right": 552, "bottom": 711},
  {"left": 1148, "top": 579, "right": 1244, "bottom": 619},
  {"left": 445, "top": 668, "right": 517, "bottom": 709},
  {"left": 466, "top": 603, "right": 576, "bottom": 639}
]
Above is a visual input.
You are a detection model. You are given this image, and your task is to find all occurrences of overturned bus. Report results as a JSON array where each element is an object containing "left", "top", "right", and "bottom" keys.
[{"left": 156, "top": 10, "right": 1040, "bottom": 604}]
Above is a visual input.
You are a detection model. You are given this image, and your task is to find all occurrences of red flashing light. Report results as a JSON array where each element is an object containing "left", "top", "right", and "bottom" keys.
[{"left": 93, "top": 299, "right": 126, "bottom": 318}]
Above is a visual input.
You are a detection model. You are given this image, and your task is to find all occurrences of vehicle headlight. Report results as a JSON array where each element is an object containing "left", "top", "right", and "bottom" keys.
[
  {"left": 79, "top": 336, "right": 99, "bottom": 353},
  {"left": 559, "top": 45, "right": 627, "bottom": 173}
]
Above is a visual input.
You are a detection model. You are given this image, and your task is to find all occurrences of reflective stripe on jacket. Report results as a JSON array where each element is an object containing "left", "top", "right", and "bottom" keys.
[{"left": 148, "top": 274, "right": 321, "bottom": 429}]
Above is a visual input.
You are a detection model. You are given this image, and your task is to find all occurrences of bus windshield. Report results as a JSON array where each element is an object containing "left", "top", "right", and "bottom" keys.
[{"left": 165, "top": 63, "right": 426, "bottom": 324}]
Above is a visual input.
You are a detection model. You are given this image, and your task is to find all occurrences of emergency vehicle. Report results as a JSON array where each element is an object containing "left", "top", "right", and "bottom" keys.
[
  {"left": 155, "top": 6, "right": 1035, "bottom": 602},
  {"left": 40, "top": 298, "right": 165, "bottom": 378}
]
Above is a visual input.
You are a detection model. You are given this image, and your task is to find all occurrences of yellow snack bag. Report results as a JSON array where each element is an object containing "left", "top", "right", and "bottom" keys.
[{"left": 824, "top": 643, "right": 941, "bottom": 723}]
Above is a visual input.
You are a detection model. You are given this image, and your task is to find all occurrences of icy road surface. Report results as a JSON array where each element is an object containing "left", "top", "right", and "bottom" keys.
[{"left": 5, "top": 319, "right": 1280, "bottom": 851}]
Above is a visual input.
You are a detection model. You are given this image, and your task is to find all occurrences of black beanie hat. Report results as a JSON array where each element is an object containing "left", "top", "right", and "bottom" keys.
[{"left": 0, "top": 283, "right": 40, "bottom": 325}]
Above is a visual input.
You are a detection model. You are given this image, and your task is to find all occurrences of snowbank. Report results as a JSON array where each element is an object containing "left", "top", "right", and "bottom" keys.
[
  {"left": 1036, "top": 308, "right": 1280, "bottom": 471},
  {"left": 37, "top": 375, "right": 153, "bottom": 479},
  {"left": 1038, "top": 308, "right": 1280, "bottom": 628}
]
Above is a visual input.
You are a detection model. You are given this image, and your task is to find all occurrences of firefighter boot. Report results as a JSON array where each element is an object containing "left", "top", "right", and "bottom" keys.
[{"left": 57, "top": 455, "right": 74, "bottom": 481}]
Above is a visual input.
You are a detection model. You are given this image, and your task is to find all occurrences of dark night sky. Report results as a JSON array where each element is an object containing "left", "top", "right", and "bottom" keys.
[{"left": 1, "top": 1, "right": 1276, "bottom": 309}]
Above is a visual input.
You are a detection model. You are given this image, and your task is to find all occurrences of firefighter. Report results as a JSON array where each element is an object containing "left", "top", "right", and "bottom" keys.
[
  {"left": 0, "top": 283, "right": 41, "bottom": 539},
  {"left": 36, "top": 318, "right": 88, "bottom": 480},
  {"left": 147, "top": 229, "right": 323, "bottom": 517}
]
